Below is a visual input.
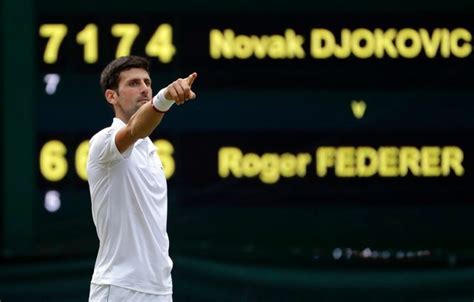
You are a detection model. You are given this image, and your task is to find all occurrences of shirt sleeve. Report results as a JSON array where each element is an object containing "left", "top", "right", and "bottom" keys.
[{"left": 88, "top": 126, "right": 134, "bottom": 166}]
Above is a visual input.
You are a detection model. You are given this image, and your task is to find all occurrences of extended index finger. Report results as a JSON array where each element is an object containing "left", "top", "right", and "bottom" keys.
[{"left": 186, "top": 72, "right": 198, "bottom": 86}]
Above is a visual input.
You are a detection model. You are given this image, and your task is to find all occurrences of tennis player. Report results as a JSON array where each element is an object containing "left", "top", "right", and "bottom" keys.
[{"left": 87, "top": 55, "right": 197, "bottom": 302}]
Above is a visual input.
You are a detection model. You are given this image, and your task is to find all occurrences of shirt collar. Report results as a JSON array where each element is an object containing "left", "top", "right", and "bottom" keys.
[{"left": 112, "top": 117, "right": 126, "bottom": 128}]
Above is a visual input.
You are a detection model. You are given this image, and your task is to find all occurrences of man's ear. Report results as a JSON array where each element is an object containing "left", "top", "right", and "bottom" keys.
[{"left": 105, "top": 89, "right": 118, "bottom": 105}]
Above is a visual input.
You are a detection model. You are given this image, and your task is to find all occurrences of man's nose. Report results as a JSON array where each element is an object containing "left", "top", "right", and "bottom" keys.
[{"left": 139, "top": 82, "right": 149, "bottom": 93}]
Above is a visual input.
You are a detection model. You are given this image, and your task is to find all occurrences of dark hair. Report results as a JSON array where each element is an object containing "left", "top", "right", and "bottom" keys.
[{"left": 100, "top": 55, "right": 150, "bottom": 94}]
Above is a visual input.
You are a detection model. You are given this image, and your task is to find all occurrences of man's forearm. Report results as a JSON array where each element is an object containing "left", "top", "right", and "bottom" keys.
[{"left": 127, "top": 101, "right": 165, "bottom": 140}]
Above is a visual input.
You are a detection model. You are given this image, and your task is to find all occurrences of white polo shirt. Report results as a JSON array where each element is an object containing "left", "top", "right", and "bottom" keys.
[{"left": 87, "top": 118, "right": 173, "bottom": 295}]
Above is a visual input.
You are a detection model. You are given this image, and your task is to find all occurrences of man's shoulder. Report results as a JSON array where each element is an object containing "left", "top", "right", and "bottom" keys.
[
  {"left": 90, "top": 119, "right": 126, "bottom": 145},
  {"left": 90, "top": 126, "right": 115, "bottom": 145},
  {"left": 88, "top": 126, "right": 116, "bottom": 165}
]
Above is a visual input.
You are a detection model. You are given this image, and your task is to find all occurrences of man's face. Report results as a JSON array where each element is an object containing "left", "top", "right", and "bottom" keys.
[{"left": 113, "top": 68, "right": 152, "bottom": 120}]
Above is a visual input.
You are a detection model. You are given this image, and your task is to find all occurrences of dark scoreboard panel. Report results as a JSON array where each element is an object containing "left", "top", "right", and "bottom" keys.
[
  {"left": 38, "top": 14, "right": 473, "bottom": 89},
  {"left": 26, "top": 0, "right": 474, "bottom": 264}
]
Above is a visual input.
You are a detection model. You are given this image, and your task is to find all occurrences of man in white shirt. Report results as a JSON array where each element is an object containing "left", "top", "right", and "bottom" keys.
[{"left": 87, "top": 56, "right": 197, "bottom": 302}]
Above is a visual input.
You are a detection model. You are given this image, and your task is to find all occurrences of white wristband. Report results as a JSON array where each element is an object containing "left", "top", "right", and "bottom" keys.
[{"left": 152, "top": 88, "right": 174, "bottom": 112}]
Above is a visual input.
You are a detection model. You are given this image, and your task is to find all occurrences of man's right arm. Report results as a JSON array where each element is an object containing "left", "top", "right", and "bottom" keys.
[
  {"left": 115, "top": 72, "right": 197, "bottom": 154},
  {"left": 115, "top": 101, "right": 165, "bottom": 153}
]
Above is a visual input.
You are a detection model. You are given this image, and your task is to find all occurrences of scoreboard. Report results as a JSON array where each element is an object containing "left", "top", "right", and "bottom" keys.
[{"left": 3, "top": 0, "right": 474, "bottom": 264}]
